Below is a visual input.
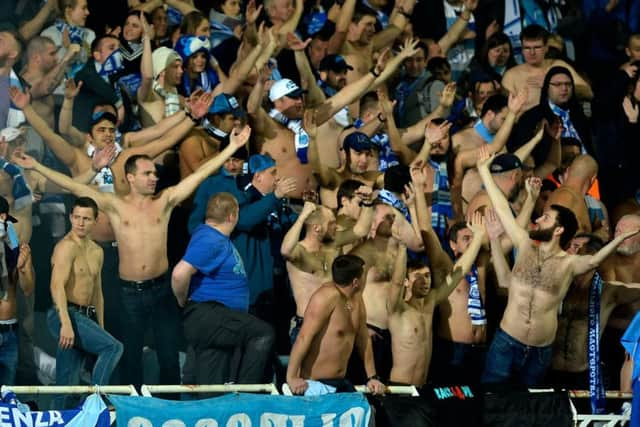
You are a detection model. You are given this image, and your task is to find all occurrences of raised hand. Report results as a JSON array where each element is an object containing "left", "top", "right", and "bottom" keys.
[
  {"left": 354, "top": 185, "right": 375, "bottom": 204},
  {"left": 10, "top": 148, "right": 36, "bottom": 170},
  {"left": 476, "top": 145, "right": 494, "bottom": 170},
  {"left": 439, "top": 82, "right": 456, "bottom": 108},
  {"left": 463, "top": 0, "right": 479, "bottom": 11},
  {"left": 373, "top": 48, "right": 391, "bottom": 75},
  {"left": 398, "top": 37, "right": 419, "bottom": 59},
  {"left": 377, "top": 88, "right": 395, "bottom": 118},
  {"left": 62, "top": 27, "right": 71, "bottom": 49},
  {"left": 508, "top": 87, "right": 528, "bottom": 115},
  {"left": 425, "top": 120, "right": 451, "bottom": 143},
  {"left": 409, "top": 161, "right": 427, "bottom": 185},
  {"left": 190, "top": 91, "right": 214, "bottom": 119},
  {"left": 63, "top": 43, "right": 81, "bottom": 61},
  {"left": 64, "top": 79, "right": 83, "bottom": 100},
  {"left": 543, "top": 116, "right": 562, "bottom": 140},
  {"left": 274, "top": 177, "right": 297, "bottom": 198},
  {"left": 402, "top": 183, "right": 416, "bottom": 207},
  {"left": 467, "top": 210, "right": 486, "bottom": 237},
  {"left": 245, "top": 0, "right": 263, "bottom": 25},
  {"left": 9, "top": 86, "right": 31, "bottom": 109},
  {"left": 303, "top": 109, "right": 318, "bottom": 139},
  {"left": 92, "top": 144, "right": 117, "bottom": 171},
  {"left": 623, "top": 96, "right": 639, "bottom": 123},
  {"left": 141, "top": 11, "right": 155, "bottom": 40},
  {"left": 287, "top": 32, "right": 311, "bottom": 51},
  {"left": 485, "top": 20, "right": 500, "bottom": 39},
  {"left": 525, "top": 176, "right": 542, "bottom": 199},
  {"left": 485, "top": 208, "right": 504, "bottom": 240},
  {"left": 300, "top": 201, "right": 317, "bottom": 217},
  {"left": 230, "top": 125, "right": 252, "bottom": 149}
]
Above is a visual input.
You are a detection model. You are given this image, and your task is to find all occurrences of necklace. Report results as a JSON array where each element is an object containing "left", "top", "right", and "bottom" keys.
[
  {"left": 335, "top": 285, "right": 353, "bottom": 311},
  {"left": 537, "top": 246, "right": 558, "bottom": 273}
]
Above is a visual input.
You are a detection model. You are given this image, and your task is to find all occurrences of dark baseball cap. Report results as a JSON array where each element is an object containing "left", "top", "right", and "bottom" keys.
[
  {"left": 248, "top": 154, "right": 276, "bottom": 174},
  {"left": 90, "top": 111, "right": 117, "bottom": 129},
  {"left": 490, "top": 153, "right": 522, "bottom": 173},
  {"left": 209, "top": 94, "right": 245, "bottom": 118},
  {"left": 343, "top": 132, "right": 378, "bottom": 152},
  {"left": 319, "top": 54, "right": 354, "bottom": 73},
  {"left": 0, "top": 196, "right": 18, "bottom": 223}
]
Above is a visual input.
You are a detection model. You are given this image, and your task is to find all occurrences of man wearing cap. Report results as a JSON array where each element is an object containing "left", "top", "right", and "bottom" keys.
[
  {"left": 173, "top": 192, "right": 275, "bottom": 386},
  {"left": 10, "top": 104, "right": 246, "bottom": 391},
  {"left": 138, "top": 46, "right": 183, "bottom": 126},
  {"left": 179, "top": 93, "right": 246, "bottom": 179},
  {"left": 318, "top": 54, "right": 353, "bottom": 96},
  {"left": 232, "top": 154, "right": 296, "bottom": 313},
  {"left": 73, "top": 34, "right": 127, "bottom": 133},
  {"left": 0, "top": 195, "right": 34, "bottom": 386},
  {"left": 247, "top": 42, "right": 416, "bottom": 198}
]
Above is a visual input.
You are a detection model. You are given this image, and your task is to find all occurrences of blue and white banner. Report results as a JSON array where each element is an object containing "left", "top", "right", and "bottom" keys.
[
  {"left": 110, "top": 392, "right": 371, "bottom": 426},
  {"left": 0, "top": 392, "right": 110, "bottom": 427}
]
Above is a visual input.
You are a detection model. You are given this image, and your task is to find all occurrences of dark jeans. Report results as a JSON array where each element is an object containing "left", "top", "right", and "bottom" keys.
[
  {"left": 482, "top": 328, "right": 553, "bottom": 386},
  {"left": 0, "top": 325, "right": 18, "bottom": 385},
  {"left": 183, "top": 300, "right": 275, "bottom": 385},
  {"left": 431, "top": 338, "right": 487, "bottom": 386},
  {"left": 119, "top": 275, "right": 181, "bottom": 388}
]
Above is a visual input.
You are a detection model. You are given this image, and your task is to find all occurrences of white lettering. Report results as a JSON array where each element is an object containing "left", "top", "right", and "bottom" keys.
[
  {"left": 260, "top": 413, "right": 305, "bottom": 427},
  {"left": 339, "top": 407, "right": 365, "bottom": 427},
  {"left": 226, "top": 413, "right": 251, "bottom": 427},
  {"left": 12, "top": 407, "right": 32, "bottom": 427},
  {"left": 195, "top": 419, "right": 219, "bottom": 427},
  {"left": 49, "top": 411, "right": 63, "bottom": 425},
  {"left": 0, "top": 406, "right": 12, "bottom": 427},
  {"left": 162, "top": 420, "right": 186, "bottom": 427},
  {"left": 128, "top": 416, "right": 153, "bottom": 427},
  {"left": 321, "top": 413, "right": 337, "bottom": 427},
  {"left": 35, "top": 411, "right": 48, "bottom": 427}
]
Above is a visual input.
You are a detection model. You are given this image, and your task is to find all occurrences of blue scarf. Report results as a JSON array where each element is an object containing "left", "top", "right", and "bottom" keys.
[
  {"left": 444, "top": 1, "right": 475, "bottom": 80},
  {"left": 318, "top": 79, "right": 337, "bottom": 97},
  {"left": 473, "top": 120, "right": 495, "bottom": 143},
  {"left": 0, "top": 157, "right": 32, "bottom": 210},
  {"left": 466, "top": 264, "right": 486, "bottom": 325},
  {"left": 98, "top": 50, "right": 124, "bottom": 78},
  {"left": 394, "top": 71, "right": 427, "bottom": 119},
  {"left": 269, "top": 109, "right": 310, "bottom": 164},
  {"left": 353, "top": 119, "right": 399, "bottom": 172},
  {"left": 54, "top": 19, "right": 86, "bottom": 45},
  {"left": 588, "top": 271, "right": 606, "bottom": 414},
  {"left": 182, "top": 68, "right": 220, "bottom": 97},
  {"left": 378, "top": 189, "right": 410, "bottom": 221},
  {"left": 428, "top": 159, "right": 453, "bottom": 241},
  {"left": 167, "top": 7, "right": 183, "bottom": 27},
  {"left": 549, "top": 101, "right": 582, "bottom": 144}
]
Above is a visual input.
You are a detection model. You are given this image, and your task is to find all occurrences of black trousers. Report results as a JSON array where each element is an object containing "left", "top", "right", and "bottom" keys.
[{"left": 183, "top": 300, "right": 275, "bottom": 385}]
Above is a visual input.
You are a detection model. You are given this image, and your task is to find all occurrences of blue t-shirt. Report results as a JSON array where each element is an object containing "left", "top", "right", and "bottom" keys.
[{"left": 184, "top": 224, "right": 249, "bottom": 311}]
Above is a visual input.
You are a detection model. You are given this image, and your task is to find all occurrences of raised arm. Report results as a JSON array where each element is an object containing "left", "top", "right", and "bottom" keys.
[
  {"left": 326, "top": 0, "right": 356, "bottom": 54},
  {"left": 164, "top": 125, "right": 252, "bottom": 207},
  {"left": 123, "top": 111, "right": 187, "bottom": 148},
  {"left": 30, "top": 44, "right": 80, "bottom": 99},
  {"left": 281, "top": 202, "right": 316, "bottom": 262},
  {"left": 388, "top": 242, "right": 408, "bottom": 312},
  {"left": 164, "top": 0, "right": 197, "bottom": 15},
  {"left": 572, "top": 229, "right": 640, "bottom": 275},
  {"left": 437, "top": 0, "right": 477, "bottom": 54},
  {"left": 486, "top": 208, "right": 513, "bottom": 287},
  {"left": 399, "top": 83, "right": 456, "bottom": 145},
  {"left": 513, "top": 124, "right": 545, "bottom": 162},
  {"left": 137, "top": 11, "right": 154, "bottom": 103},
  {"left": 58, "top": 80, "right": 87, "bottom": 147},
  {"left": 371, "top": 0, "right": 415, "bottom": 51},
  {"left": 433, "top": 211, "right": 485, "bottom": 304},
  {"left": 246, "top": 67, "right": 276, "bottom": 139},
  {"left": 334, "top": 187, "right": 376, "bottom": 243},
  {"left": 369, "top": 38, "right": 419, "bottom": 90},
  {"left": 378, "top": 89, "right": 410, "bottom": 163},
  {"left": 289, "top": 33, "right": 326, "bottom": 108},
  {"left": 277, "top": 0, "right": 304, "bottom": 39},
  {"left": 305, "top": 110, "right": 341, "bottom": 188},
  {"left": 476, "top": 147, "right": 529, "bottom": 247},
  {"left": 18, "top": 1, "right": 57, "bottom": 41}
]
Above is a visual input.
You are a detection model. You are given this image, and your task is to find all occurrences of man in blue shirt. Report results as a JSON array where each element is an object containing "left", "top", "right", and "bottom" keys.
[{"left": 172, "top": 192, "right": 275, "bottom": 385}]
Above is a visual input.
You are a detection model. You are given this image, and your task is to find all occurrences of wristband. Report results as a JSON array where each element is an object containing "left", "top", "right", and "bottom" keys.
[
  {"left": 360, "top": 200, "right": 374, "bottom": 207},
  {"left": 369, "top": 66, "right": 380, "bottom": 78},
  {"left": 185, "top": 110, "right": 199, "bottom": 124},
  {"left": 367, "top": 374, "right": 381, "bottom": 382}
]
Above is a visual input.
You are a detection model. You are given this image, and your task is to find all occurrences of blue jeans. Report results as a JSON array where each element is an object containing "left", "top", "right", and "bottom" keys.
[
  {"left": 0, "top": 326, "right": 19, "bottom": 385},
  {"left": 46, "top": 307, "right": 123, "bottom": 386},
  {"left": 119, "top": 276, "right": 181, "bottom": 388},
  {"left": 481, "top": 328, "right": 552, "bottom": 386}
]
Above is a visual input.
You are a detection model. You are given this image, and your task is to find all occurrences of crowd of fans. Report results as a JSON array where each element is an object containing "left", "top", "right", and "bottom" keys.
[{"left": 0, "top": 0, "right": 639, "bottom": 406}]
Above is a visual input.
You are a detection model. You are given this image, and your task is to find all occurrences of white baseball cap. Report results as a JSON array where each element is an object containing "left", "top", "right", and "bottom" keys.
[
  {"left": 152, "top": 47, "right": 182, "bottom": 80},
  {"left": 268, "top": 78, "right": 306, "bottom": 102}
]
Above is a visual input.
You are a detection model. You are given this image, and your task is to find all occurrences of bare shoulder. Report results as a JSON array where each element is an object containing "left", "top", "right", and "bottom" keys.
[
  {"left": 306, "top": 283, "right": 340, "bottom": 314},
  {"left": 52, "top": 236, "right": 78, "bottom": 260}
]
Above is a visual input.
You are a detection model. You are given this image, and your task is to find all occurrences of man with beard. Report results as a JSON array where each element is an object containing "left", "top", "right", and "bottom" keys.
[
  {"left": 281, "top": 191, "right": 374, "bottom": 344},
  {"left": 21, "top": 37, "right": 80, "bottom": 130},
  {"left": 247, "top": 39, "right": 418, "bottom": 199},
  {"left": 11, "top": 124, "right": 251, "bottom": 390},
  {"left": 478, "top": 150, "right": 639, "bottom": 386},
  {"left": 388, "top": 211, "right": 485, "bottom": 386}
]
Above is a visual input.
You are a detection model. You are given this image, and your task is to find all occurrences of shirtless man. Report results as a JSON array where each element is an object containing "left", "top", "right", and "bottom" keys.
[
  {"left": 546, "top": 154, "right": 610, "bottom": 241},
  {"left": 247, "top": 39, "right": 418, "bottom": 198},
  {"left": 12, "top": 123, "right": 251, "bottom": 388},
  {"left": 478, "top": 150, "right": 640, "bottom": 386},
  {"left": 0, "top": 196, "right": 34, "bottom": 385},
  {"left": 501, "top": 25, "right": 592, "bottom": 112},
  {"left": 47, "top": 197, "right": 122, "bottom": 393},
  {"left": 451, "top": 94, "right": 508, "bottom": 153},
  {"left": 286, "top": 254, "right": 385, "bottom": 395},
  {"left": 21, "top": 37, "right": 80, "bottom": 130},
  {"left": 388, "top": 212, "right": 484, "bottom": 386},
  {"left": 281, "top": 192, "right": 374, "bottom": 344}
]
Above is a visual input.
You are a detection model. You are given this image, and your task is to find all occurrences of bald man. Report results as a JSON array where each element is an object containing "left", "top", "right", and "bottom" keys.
[{"left": 546, "top": 154, "right": 610, "bottom": 241}]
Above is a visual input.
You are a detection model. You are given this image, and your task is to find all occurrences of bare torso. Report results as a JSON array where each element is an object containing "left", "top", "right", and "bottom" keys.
[{"left": 56, "top": 234, "right": 103, "bottom": 306}]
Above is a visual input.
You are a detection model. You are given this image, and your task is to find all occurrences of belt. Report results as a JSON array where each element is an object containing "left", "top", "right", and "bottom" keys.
[
  {"left": 68, "top": 302, "right": 97, "bottom": 318},
  {"left": 120, "top": 273, "right": 167, "bottom": 290},
  {"left": 0, "top": 322, "right": 18, "bottom": 332},
  {"left": 97, "top": 240, "right": 118, "bottom": 248}
]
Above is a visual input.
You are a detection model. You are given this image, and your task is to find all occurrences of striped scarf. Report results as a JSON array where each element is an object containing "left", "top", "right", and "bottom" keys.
[
  {"left": 429, "top": 159, "right": 453, "bottom": 240},
  {"left": 378, "top": 189, "right": 410, "bottom": 221},
  {"left": 269, "top": 109, "right": 310, "bottom": 164},
  {"left": 549, "top": 101, "right": 582, "bottom": 143},
  {"left": 182, "top": 68, "right": 220, "bottom": 97},
  {"left": 54, "top": 19, "right": 86, "bottom": 45},
  {"left": 353, "top": 119, "right": 399, "bottom": 172},
  {"left": 466, "top": 264, "right": 486, "bottom": 325},
  {"left": 153, "top": 81, "right": 181, "bottom": 118}
]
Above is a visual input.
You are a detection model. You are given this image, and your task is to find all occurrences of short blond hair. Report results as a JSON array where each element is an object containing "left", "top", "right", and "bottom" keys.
[{"left": 205, "top": 193, "right": 239, "bottom": 223}]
